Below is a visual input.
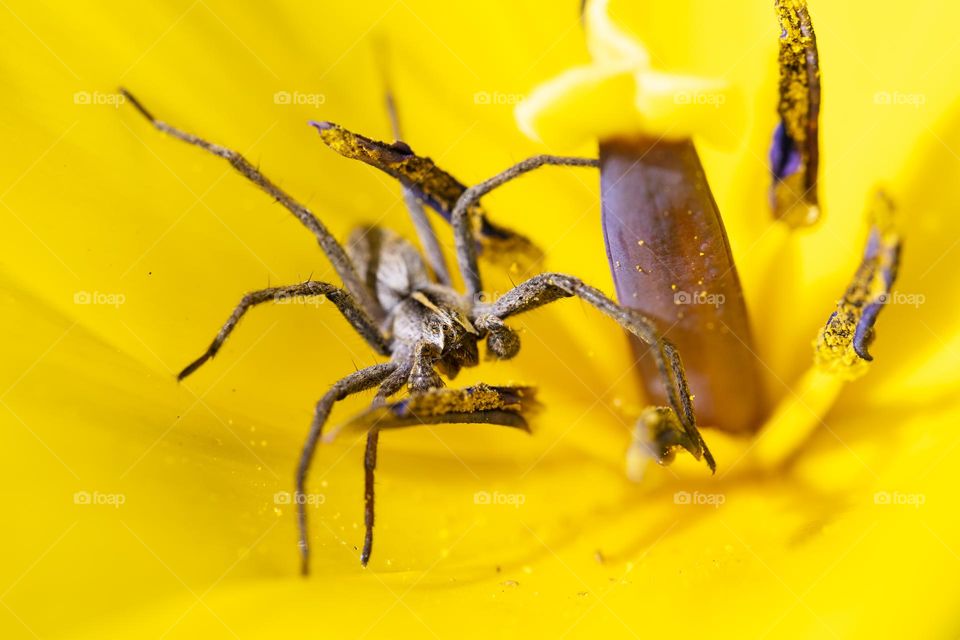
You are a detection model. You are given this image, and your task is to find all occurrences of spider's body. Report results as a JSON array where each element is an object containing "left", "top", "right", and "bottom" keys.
[
  {"left": 120, "top": 88, "right": 714, "bottom": 575},
  {"left": 350, "top": 227, "right": 485, "bottom": 384}
]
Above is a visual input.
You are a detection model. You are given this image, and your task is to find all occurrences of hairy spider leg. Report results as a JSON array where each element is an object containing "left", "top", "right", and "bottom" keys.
[
  {"left": 297, "top": 362, "right": 397, "bottom": 575},
  {"left": 486, "top": 272, "right": 715, "bottom": 471},
  {"left": 177, "top": 281, "right": 390, "bottom": 381},
  {"left": 120, "top": 88, "right": 383, "bottom": 321},
  {"left": 450, "top": 156, "right": 599, "bottom": 296}
]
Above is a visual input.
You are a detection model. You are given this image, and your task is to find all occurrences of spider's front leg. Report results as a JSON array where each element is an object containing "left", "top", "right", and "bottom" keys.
[
  {"left": 360, "top": 427, "right": 381, "bottom": 566},
  {"left": 120, "top": 90, "right": 381, "bottom": 320},
  {"left": 341, "top": 383, "right": 539, "bottom": 566},
  {"left": 481, "top": 272, "right": 715, "bottom": 474},
  {"left": 177, "top": 280, "right": 391, "bottom": 380}
]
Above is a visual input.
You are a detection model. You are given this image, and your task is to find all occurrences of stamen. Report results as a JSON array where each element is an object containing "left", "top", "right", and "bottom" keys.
[
  {"left": 771, "top": 0, "right": 822, "bottom": 227},
  {"left": 752, "top": 367, "right": 844, "bottom": 467},
  {"left": 754, "top": 192, "right": 902, "bottom": 467},
  {"left": 815, "top": 191, "right": 902, "bottom": 379},
  {"left": 338, "top": 384, "right": 539, "bottom": 433},
  {"left": 309, "top": 121, "right": 543, "bottom": 269}
]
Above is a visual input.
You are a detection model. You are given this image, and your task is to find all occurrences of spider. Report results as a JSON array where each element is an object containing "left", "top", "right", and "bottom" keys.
[{"left": 120, "top": 89, "right": 714, "bottom": 575}]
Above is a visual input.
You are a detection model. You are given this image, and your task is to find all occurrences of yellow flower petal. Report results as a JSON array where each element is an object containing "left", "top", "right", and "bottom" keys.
[{"left": 3, "top": 0, "right": 960, "bottom": 638}]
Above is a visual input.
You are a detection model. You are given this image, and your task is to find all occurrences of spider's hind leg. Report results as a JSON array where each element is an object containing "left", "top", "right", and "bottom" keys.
[{"left": 120, "top": 89, "right": 381, "bottom": 319}]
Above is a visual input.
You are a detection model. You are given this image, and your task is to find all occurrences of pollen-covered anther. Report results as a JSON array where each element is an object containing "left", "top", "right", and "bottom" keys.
[
  {"left": 815, "top": 191, "right": 902, "bottom": 380},
  {"left": 310, "top": 120, "right": 543, "bottom": 270},
  {"left": 339, "top": 384, "right": 540, "bottom": 435},
  {"left": 770, "top": 0, "right": 822, "bottom": 227}
]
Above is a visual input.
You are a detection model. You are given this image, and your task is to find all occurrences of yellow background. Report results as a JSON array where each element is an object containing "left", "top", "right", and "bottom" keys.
[{"left": 1, "top": 1, "right": 959, "bottom": 637}]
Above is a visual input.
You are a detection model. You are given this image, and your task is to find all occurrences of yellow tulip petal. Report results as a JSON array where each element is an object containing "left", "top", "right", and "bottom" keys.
[{"left": 3, "top": 0, "right": 960, "bottom": 638}]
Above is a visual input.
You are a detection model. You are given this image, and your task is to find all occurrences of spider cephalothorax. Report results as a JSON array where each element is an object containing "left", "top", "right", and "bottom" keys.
[{"left": 121, "top": 88, "right": 713, "bottom": 575}]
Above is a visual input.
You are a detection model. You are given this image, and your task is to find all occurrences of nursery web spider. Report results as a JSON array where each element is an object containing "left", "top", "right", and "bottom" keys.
[{"left": 120, "top": 89, "right": 713, "bottom": 575}]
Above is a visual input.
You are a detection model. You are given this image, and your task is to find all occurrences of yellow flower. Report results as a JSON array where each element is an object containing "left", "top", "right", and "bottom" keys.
[{"left": 1, "top": 0, "right": 958, "bottom": 638}]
